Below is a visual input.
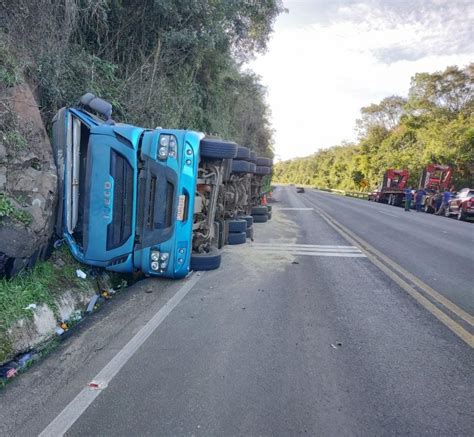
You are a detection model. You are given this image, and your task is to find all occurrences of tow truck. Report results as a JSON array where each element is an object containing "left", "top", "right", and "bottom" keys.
[
  {"left": 52, "top": 93, "right": 237, "bottom": 277},
  {"left": 367, "top": 169, "right": 409, "bottom": 206},
  {"left": 419, "top": 164, "right": 453, "bottom": 213}
]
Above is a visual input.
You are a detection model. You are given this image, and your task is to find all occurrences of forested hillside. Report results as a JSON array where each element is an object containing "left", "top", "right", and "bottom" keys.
[
  {"left": 0, "top": 0, "right": 284, "bottom": 156},
  {"left": 274, "top": 64, "right": 474, "bottom": 190}
]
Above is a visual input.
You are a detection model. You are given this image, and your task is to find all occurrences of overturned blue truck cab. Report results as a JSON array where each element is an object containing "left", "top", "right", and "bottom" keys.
[{"left": 52, "top": 93, "right": 237, "bottom": 278}]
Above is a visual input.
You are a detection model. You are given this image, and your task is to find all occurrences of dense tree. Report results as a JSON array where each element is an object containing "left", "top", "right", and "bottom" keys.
[
  {"left": 275, "top": 64, "right": 474, "bottom": 190},
  {"left": 0, "top": 0, "right": 284, "bottom": 156}
]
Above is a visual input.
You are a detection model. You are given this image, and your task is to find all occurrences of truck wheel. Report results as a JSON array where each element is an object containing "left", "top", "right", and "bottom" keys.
[
  {"left": 228, "top": 231, "right": 246, "bottom": 245},
  {"left": 190, "top": 247, "right": 222, "bottom": 271},
  {"left": 235, "top": 146, "right": 250, "bottom": 160},
  {"left": 240, "top": 215, "right": 253, "bottom": 227},
  {"left": 253, "top": 214, "right": 268, "bottom": 223},
  {"left": 256, "top": 157, "right": 273, "bottom": 166},
  {"left": 228, "top": 219, "right": 247, "bottom": 233},
  {"left": 231, "top": 160, "right": 251, "bottom": 174},
  {"left": 251, "top": 206, "right": 268, "bottom": 215},
  {"left": 255, "top": 166, "right": 271, "bottom": 175},
  {"left": 200, "top": 138, "right": 238, "bottom": 159}
]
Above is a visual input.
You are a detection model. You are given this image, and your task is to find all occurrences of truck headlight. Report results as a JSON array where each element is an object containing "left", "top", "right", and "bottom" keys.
[
  {"left": 150, "top": 261, "right": 159, "bottom": 271},
  {"left": 151, "top": 250, "right": 160, "bottom": 262},
  {"left": 158, "top": 134, "right": 177, "bottom": 160}
]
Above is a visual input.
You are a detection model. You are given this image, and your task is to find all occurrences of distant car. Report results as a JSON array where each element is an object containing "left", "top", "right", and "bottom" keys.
[
  {"left": 296, "top": 187, "right": 305, "bottom": 193},
  {"left": 445, "top": 188, "right": 474, "bottom": 220}
]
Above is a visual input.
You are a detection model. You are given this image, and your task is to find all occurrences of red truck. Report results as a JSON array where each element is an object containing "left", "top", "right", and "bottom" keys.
[
  {"left": 420, "top": 164, "right": 453, "bottom": 213},
  {"left": 368, "top": 169, "right": 409, "bottom": 206}
]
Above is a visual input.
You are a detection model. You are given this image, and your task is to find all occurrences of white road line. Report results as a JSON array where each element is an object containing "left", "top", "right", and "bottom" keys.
[
  {"left": 39, "top": 272, "right": 203, "bottom": 437},
  {"left": 253, "top": 247, "right": 361, "bottom": 253},
  {"left": 252, "top": 244, "right": 358, "bottom": 249},
  {"left": 276, "top": 207, "right": 314, "bottom": 211},
  {"left": 377, "top": 210, "right": 400, "bottom": 218},
  {"left": 251, "top": 243, "right": 366, "bottom": 257},
  {"left": 283, "top": 252, "right": 366, "bottom": 258}
]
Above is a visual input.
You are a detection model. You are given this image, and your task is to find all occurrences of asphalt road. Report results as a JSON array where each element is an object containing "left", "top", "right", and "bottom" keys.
[{"left": 1, "top": 185, "right": 473, "bottom": 436}]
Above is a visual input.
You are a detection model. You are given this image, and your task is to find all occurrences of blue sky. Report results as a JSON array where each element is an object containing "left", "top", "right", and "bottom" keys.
[{"left": 249, "top": 0, "right": 474, "bottom": 161}]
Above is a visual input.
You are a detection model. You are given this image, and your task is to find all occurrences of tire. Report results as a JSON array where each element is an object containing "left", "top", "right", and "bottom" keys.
[
  {"left": 252, "top": 214, "right": 268, "bottom": 223},
  {"left": 267, "top": 211, "right": 272, "bottom": 220},
  {"left": 228, "top": 219, "right": 247, "bottom": 233},
  {"left": 251, "top": 206, "right": 268, "bottom": 215},
  {"left": 231, "top": 160, "right": 251, "bottom": 174},
  {"left": 228, "top": 231, "right": 246, "bottom": 245},
  {"left": 246, "top": 226, "right": 254, "bottom": 239},
  {"left": 79, "top": 93, "right": 112, "bottom": 120},
  {"left": 240, "top": 215, "right": 253, "bottom": 227},
  {"left": 249, "top": 151, "right": 257, "bottom": 163},
  {"left": 256, "top": 157, "right": 272, "bottom": 166},
  {"left": 256, "top": 166, "right": 271, "bottom": 175},
  {"left": 190, "top": 246, "right": 222, "bottom": 271},
  {"left": 235, "top": 146, "right": 250, "bottom": 160},
  {"left": 200, "top": 137, "right": 238, "bottom": 159},
  {"left": 248, "top": 162, "right": 257, "bottom": 173}
]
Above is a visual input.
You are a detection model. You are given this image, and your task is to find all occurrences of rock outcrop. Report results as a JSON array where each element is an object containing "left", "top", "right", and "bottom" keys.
[{"left": 0, "top": 83, "right": 57, "bottom": 277}]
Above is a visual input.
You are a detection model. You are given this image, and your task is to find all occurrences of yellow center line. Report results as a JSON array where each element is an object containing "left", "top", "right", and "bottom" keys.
[{"left": 305, "top": 201, "right": 473, "bottom": 348}]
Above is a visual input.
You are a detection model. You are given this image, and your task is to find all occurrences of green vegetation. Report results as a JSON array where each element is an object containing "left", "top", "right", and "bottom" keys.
[
  {"left": 0, "top": 0, "right": 283, "bottom": 156},
  {"left": 0, "top": 37, "right": 23, "bottom": 87},
  {"left": 274, "top": 64, "right": 474, "bottom": 190},
  {"left": 0, "top": 248, "right": 95, "bottom": 363},
  {"left": 0, "top": 194, "right": 32, "bottom": 225}
]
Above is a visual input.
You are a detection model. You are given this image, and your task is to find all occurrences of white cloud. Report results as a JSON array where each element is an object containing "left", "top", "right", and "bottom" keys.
[{"left": 249, "top": 0, "right": 474, "bottom": 161}]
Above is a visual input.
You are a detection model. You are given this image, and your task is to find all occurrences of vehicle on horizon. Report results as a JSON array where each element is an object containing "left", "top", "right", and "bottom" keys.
[
  {"left": 296, "top": 187, "right": 305, "bottom": 193},
  {"left": 445, "top": 188, "right": 474, "bottom": 221},
  {"left": 52, "top": 93, "right": 237, "bottom": 278}
]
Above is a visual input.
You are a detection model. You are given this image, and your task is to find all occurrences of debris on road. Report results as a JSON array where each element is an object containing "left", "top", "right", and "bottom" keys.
[
  {"left": 88, "top": 380, "right": 108, "bottom": 390},
  {"left": 86, "top": 295, "right": 99, "bottom": 313}
]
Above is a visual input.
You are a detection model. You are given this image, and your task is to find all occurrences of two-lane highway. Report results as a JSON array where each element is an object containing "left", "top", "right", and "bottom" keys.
[
  {"left": 1, "top": 185, "right": 473, "bottom": 436},
  {"left": 299, "top": 188, "right": 474, "bottom": 314}
]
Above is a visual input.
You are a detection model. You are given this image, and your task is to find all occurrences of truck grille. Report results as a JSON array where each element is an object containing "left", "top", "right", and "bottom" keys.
[{"left": 107, "top": 150, "right": 133, "bottom": 250}]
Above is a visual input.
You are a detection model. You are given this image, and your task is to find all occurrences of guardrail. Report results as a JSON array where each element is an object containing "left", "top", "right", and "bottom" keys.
[{"left": 312, "top": 187, "right": 368, "bottom": 199}]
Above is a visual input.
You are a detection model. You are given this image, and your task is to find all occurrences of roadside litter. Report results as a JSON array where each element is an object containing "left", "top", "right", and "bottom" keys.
[
  {"left": 76, "top": 269, "right": 87, "bottom": 279},
  {"left": 1, "top": 271, "right": 133, "bottom": 390}
]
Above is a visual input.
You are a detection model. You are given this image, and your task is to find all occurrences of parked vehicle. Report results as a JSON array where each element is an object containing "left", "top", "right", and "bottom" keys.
[
  {"left": 52, "top": 93, "right": 237, "bottom": 278},
  {"left": 296, "top": 187, "right": 305, "bottom": 193},
  {"left": 419, "top": 164, "right": 453, "bottom": 213},
  {"left": 445, "top": 188, "right": 474, "bottom": 220},
  {"left": 367, "top": 169, "right": 409, "bottom": 206}
]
